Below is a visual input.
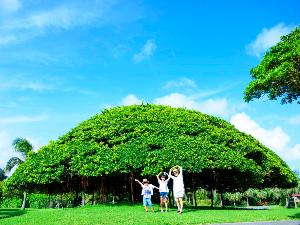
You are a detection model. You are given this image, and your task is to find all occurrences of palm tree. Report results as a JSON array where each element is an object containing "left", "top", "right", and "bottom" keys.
[
  {"left": 0, "top": 168, "right": 7, "bottom": 181},
  {"left": 5, "top": 138, "right": 33, "bottom": 210}
]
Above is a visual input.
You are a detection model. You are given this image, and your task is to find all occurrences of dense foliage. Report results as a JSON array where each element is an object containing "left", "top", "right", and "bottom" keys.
[
  {"left": 6, "top": 105, "right": 297, "bottom": 202},
  {"left": 244, "top": 26, "right": 300, "bottom": 104}
]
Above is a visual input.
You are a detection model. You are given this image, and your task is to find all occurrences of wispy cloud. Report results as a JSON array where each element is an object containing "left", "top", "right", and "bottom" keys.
[
  {"left": 133, "top": 39, "right": 156, "bottom": 63},
  {"left": 0, "top": 1, "right": 143, "bottom": 46},
  {"left": 0, "top": 77, "right": 54, "bottom": 91},
  {"left": 163, "top": 77, "right": 197, "bottom": 89},
  {"left": 0, "top": 0, "right": 21, "bottom": 13},
  {"left": 287, "top": 114, "right": 300, "bottom": 125},
  {"left": 0, "top": 115, "right": 48, "bottom": 124},
  {"left": 246, "top": 23, "right": 294, "bottom": 57}
]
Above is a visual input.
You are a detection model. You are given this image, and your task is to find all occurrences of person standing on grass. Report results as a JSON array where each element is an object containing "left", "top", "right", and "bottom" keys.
[
  {"left": 169, "top": 165, "right": 185, "bottom": 214},
  {"left": 156, "top": 172, "right": 170, "bottom": 212},
  {"left": 135, "top": 178, "right": 159, "bottom": 213}
]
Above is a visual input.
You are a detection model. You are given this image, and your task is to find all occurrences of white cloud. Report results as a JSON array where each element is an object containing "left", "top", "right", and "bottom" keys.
[
  {"left": 230, "top": 113, "right": 290, "bottom": 152},
  {"left": 0, "top": 115, "right": 48, "bottom": 124},
  {"left": 133, "top": 39, "right": 156, "bottom": 63},
  {"left": 163, "top": 77, "right": 197, "bottom": 89},
  {"left": 122, "top": 94, "right": 143, "bottom": 106},
  {"left": 200, "top": 98, "right": 229, "bottom": 116},
  {"left": 230, "top": 112, "right": 300, "bottom": 163},
  {"left": 288, "top": 114, "right": 300, "bottom": 125},
  {"left": 288, "top": 144, "right": 300, "bottom": 160},
  {"left": 154, "top": 93, "right": 230, "bottom": 117},
  {"left": 246, "top": 23, "right": 294, "bottom": 57},
  {"left": 0, "top": 0, "right": 21, "bottom": 13}
]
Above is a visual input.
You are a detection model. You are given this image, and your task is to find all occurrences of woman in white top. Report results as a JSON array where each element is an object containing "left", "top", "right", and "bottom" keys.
[
  {"left": 169, "top": 165, "right": 185, "bottom": 213},
  {"left": 156, "top": 172, "right": 170, "bottom": 212}
]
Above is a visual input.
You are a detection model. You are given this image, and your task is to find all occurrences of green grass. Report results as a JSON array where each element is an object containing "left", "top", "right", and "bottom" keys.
[{"left": 0, "top": 205, "right": 300, "bottom": 225}]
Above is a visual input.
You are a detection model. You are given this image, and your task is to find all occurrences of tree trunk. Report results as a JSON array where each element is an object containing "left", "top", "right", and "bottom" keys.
[
  {"left": 48, "top": 193, "right": 54, "bottom": 208},
  {"left": 81, "top": 190, "right": 85, "bottom": 206},
  {"left": 130, "top": 172, "right": 135, "bottom": 203},
  {"left": 210, "top": 188, "right": 214, "bottom": 208},
  {"left": 100, "top": 176, "right": 108, "bottom": 203},
  {"left": 285, "top": 196, "right": 289, "bottom": 208},
  {"left": 219, "top": 192, "right": 224, "bottom": 208},
  {"left": 193, "top": 191, "right": 197, "bottom": 207},
  {"left": 247, "top": 197, "right": 249, "bottom": 207},
  {"left": 169, "top": 190, "right": 174, "bottom": 207},
  {"left": 21, "top": 191, "right": 26, "bottom": 210},
  {"left": 92, "top": 191, "right": 95, "bottom": 205}
]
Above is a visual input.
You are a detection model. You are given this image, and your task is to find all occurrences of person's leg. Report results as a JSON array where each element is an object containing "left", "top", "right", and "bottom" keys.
[
  {"left": 175, "top": 197, "right": 180, "bottom": 212},
  {"left": 160, "top": 197, "right": 164, "bottom": 211},
  {"left": 164, "top": 197, "right": 168, "bottom": 212},
  {"left": 148, "top": 198, "right": 154, "bottom": 212},
  {"left": 178, "top": 197, "right": 183, "bottom": 213},
  {"left": 143, "top": 198, "right": 148, "bottom": 212}
]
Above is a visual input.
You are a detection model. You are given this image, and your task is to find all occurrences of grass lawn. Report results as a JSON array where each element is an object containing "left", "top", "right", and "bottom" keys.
[{"left": 0, "top": 205, "right": 300, "bottom": 225}]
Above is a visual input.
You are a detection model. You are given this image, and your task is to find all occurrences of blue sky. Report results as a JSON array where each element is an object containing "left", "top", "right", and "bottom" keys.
[{"left": 0, "top": 0, "right": 299, "bottom": 171}]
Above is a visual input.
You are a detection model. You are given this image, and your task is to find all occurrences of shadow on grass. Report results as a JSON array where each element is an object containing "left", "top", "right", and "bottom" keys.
[
  {"left": 180, "top": 206, "right": 270, "bottom": 211},
  {"left": 289, "top": 212, "right": 300, "bottom": 219},
  {"left": 0, "top": 209, "right": 26, "bottom": 219},
  {"left": 80, "top": 203, "right": 271, "bottom": 213}
]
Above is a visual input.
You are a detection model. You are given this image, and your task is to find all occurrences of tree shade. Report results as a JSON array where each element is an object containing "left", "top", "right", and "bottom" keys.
[
  {"left": 244, "top": 26, "right": 300, "bottom": 104},
  {"left": 6, "top": 105, "right": 297, "bottom": 200}
]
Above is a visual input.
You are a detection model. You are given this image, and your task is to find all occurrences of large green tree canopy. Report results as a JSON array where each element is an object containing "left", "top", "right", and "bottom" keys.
[
  {"left": 244, "top": 26, "right": 300, "bottom": 104},
  {"left": 7, "top": 105, "right": 297, "bottom": 194}
]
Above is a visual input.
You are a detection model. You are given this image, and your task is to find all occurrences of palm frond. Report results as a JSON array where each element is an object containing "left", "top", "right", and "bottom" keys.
[
  {"left": 0, "top": 168, "right": 7, "bottom": 181},
  {"left": 4, "top": 157, "right": 23, "bottom": 172},
  {"left": 12, "top": 138, "right": 33, "bottom": 158}
]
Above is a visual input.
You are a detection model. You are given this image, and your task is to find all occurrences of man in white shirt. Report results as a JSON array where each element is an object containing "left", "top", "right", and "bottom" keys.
[{"left": 169, "top": 165, "right": 185, "bottom": 214}]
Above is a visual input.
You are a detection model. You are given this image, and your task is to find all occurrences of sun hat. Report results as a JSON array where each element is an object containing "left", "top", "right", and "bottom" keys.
[{"left": 142, "top": 179, "right": 149, "bottom": 183}]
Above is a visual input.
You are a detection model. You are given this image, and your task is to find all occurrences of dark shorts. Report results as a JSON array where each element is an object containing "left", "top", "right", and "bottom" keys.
[{"left": 160, "top": 192, "right": 169, "bottom": 198}]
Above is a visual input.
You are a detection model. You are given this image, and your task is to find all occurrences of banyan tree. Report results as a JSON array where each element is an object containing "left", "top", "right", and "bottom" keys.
[{"left": 6, "top": 104, "right": 297, "bottom": 206}]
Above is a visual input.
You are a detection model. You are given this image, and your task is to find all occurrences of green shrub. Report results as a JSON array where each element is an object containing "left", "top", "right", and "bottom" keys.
[
  {"left": 0, "top": 197, "right": 22, "bottom": 208},
  {"left": 27, "top": 194, "right": 48, "bottom": 208}
]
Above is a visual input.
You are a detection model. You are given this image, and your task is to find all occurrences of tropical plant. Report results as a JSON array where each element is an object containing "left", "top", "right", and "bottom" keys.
[
  {"left": 0, "top": 168, "right": 7, "bottom": 181},
  {"left": 4, "top": 138, "right": 33, "bottom": 210},
  {"left": 244, "top": 26, "right": 300, "bottom": 104}
]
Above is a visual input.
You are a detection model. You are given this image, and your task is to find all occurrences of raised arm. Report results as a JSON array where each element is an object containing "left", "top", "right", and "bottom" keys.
[
  {"left": 134, "top": 179, "right": 143, "bottom": 186},
  {"left": 152, "top": 185, "right": 159, "bottom": 190},
  {"left": 156, "top": 172, "right": 162, "bottom": 181},
  {"left": 169, "top": 168, "right": 174, "bottom": 179},
  {"left": 165, "top": 172, "right": 171, "bottom": 182},
  {"left": 176, "top": 165, "right": 183, "bottom": 176}
]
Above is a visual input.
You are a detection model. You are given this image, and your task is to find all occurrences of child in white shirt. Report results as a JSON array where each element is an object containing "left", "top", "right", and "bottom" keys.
[
  {"left": 135, "top": 178, "right": 158, "bottom": 212},
  {"left": 156, "top": 172, "right": 170, "bottom": 212}
]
